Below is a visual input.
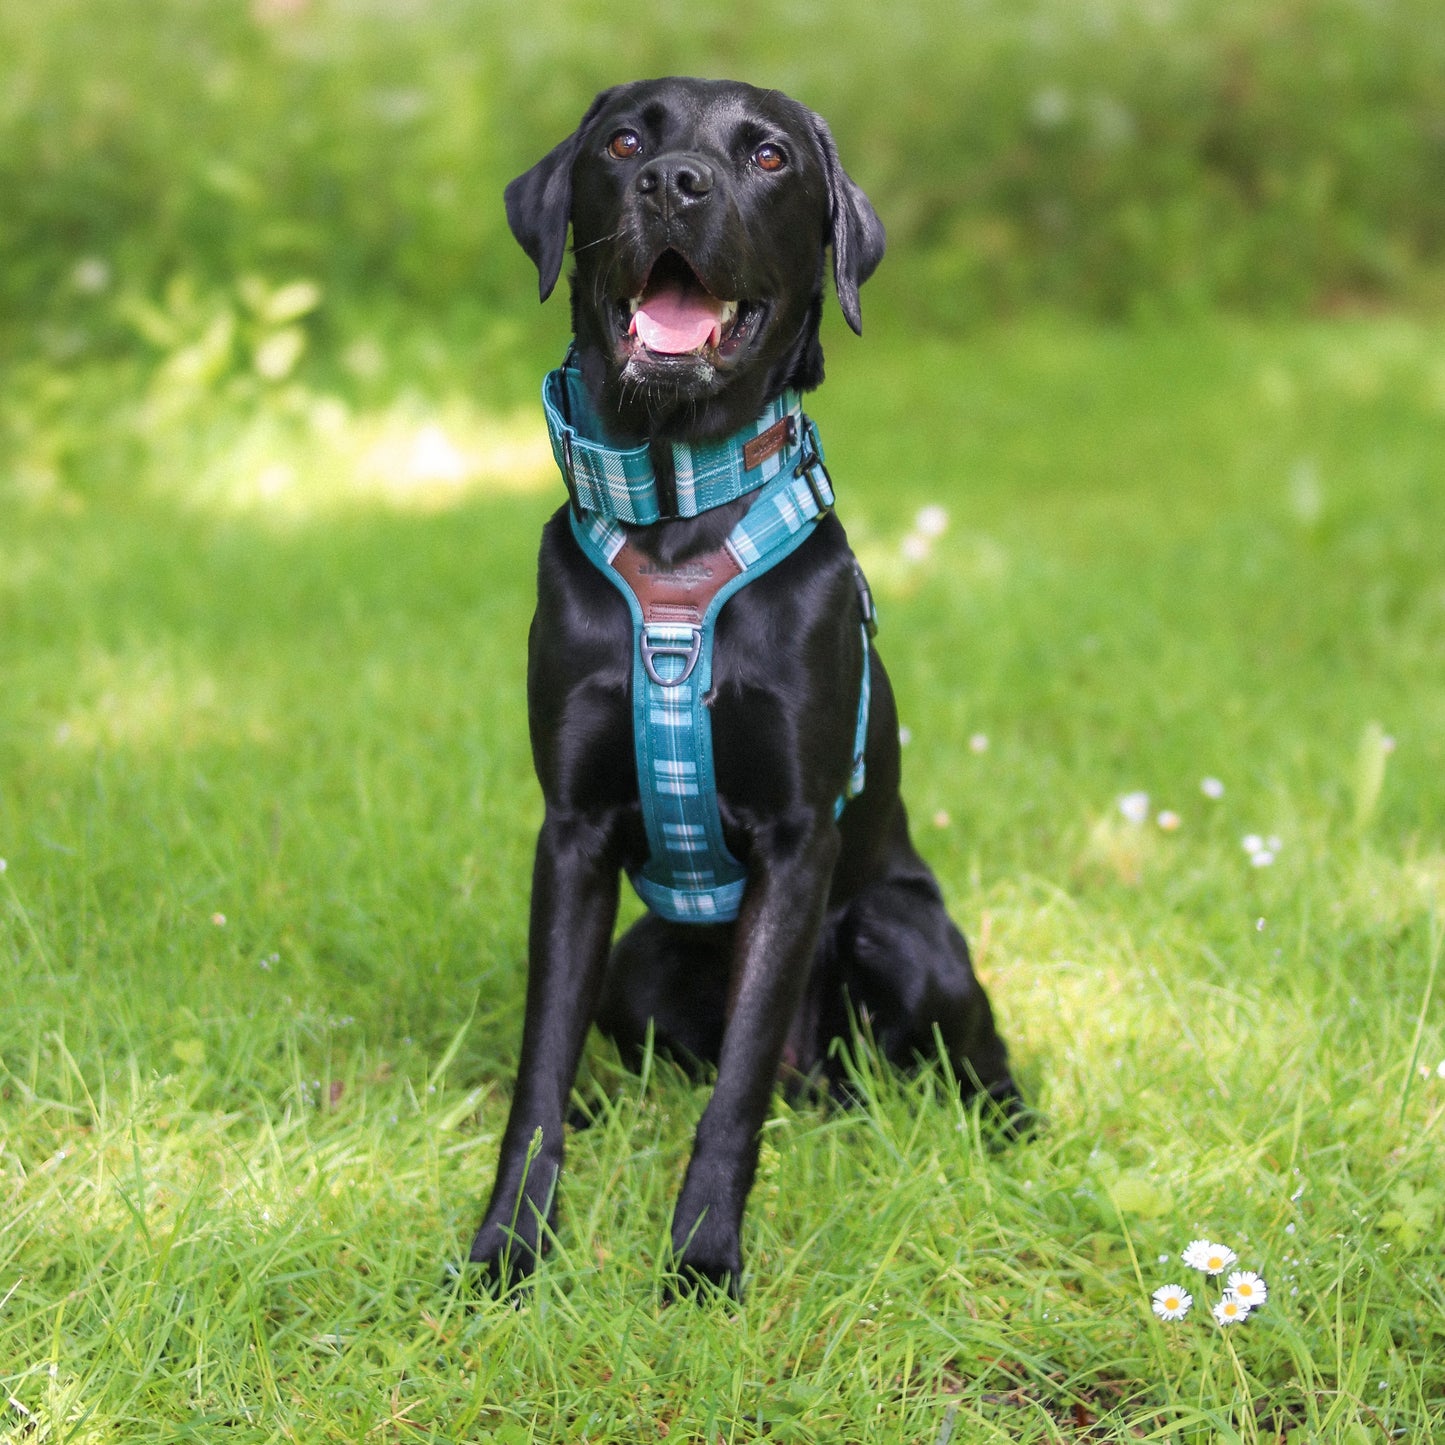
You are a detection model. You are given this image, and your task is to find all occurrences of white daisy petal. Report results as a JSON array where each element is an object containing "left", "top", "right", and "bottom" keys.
[
  {"left": 1181, "top": 1239, "right": 1213, "bottom": 1271},
  {"left": 1213, "top": 1292, "right": 1251, "bottom": 1325},
  {"left": 1226, "top": 1270, "right": 1268, "bottom": 1307},
  {"left": 1202, "top": 1243, "right": 1238, "bottom": 1275},
  {"left": 1151, "top": 1285, "right": 1192, "bottom": 1321},
  {"left": 1119, "top": 791, "right": 1150, "bottom": 824}
]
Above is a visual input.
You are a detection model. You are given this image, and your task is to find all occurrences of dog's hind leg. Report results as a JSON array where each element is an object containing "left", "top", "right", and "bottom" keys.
[
  {"left": 827, "top": 843, "right": 1028, "bottom": 1131},
  {"left": 595, "top": 915, "right": 733, "bottom": 1078}
]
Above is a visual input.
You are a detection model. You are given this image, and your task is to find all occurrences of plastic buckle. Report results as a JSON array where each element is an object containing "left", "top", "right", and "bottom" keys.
[
  {"left": 641, "top": 625, "right": 703, "bottom": 687},
  {"left": 793, "top": 417, "right": 834, "bottom": 516},
  {"left": 851, "top": 561, "right": 879, "bottom": 639}
]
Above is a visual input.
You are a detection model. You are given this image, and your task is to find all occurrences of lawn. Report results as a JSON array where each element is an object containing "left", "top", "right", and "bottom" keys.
[{"left": 2, "top": 309, "right": 1442, "bottom": 1442}]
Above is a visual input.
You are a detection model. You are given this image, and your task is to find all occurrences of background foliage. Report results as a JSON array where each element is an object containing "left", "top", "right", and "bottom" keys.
[{"left": 4, "top": 0, "right": 1445, "bottom": 361}]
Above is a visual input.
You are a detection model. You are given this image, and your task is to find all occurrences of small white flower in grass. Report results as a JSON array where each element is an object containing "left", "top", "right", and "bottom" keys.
[
  {"left": 1201, "top": 777, "right": 1225, "bottom": 799},
  {"left": 1182, "top": 1240, "right": 1237, "bottom": 1275},
  {"left": 1181, "top": 1239, "right": 1211, "bottom": 1270},
  {"left": 0, "top": 858, "right": 7, "bottom": 873},
  {"left": 1242, "top": 834, "right": 1264, "bottom": 855},
  {"left": 1157, "top": 810, "right": 1181, "bottom": 831},
  {"left": 1437, "top": 1060, "right": 1445, "bottom": 1080},
  {"left": 915, "top": 504, "right": 949, "bottom": 538},
  {"left": 969, "top": 733, "right": 989, "bottom": 754},
  {"left": 898, "top": 726, "right": 912, "bottom": 747},
  {"left": 1152, "top": 1284, "right": 1192, "bottom": 1321},
  {"left": 1227, "top": 1271, "right": 1267, "bottom": 1308},
  {"left": 900, "top": 532, "right": 932, "bottom": 562},
  {"left": 1119, "top": 791, "right": 1150, "bottom": 824},
  {"left": 1251, "top": 849, "right": 1275, "bottom": 867},
  {"left": 1213, "top": 1292, "right": 1251, "bottom": 1326}
]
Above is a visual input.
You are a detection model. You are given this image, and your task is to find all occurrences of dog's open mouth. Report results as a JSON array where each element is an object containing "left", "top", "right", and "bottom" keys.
[{"left": 620, "top": 251, "right": 764, "bottom": 362}]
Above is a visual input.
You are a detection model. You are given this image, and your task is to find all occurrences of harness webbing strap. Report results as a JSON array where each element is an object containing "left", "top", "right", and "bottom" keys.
[
  {"left": 544, "top": 362, "right": 804, "bottom": 524},
  {"left": 549, "top": 356, "right": 873, "bottom": 924}
]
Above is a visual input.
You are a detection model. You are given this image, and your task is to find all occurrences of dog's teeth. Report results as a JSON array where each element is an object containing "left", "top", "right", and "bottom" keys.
[
  {"left": 629, "top": 296, "right": 642, "bottom": 315},
  {"left": 718, "top": 301, "right": 737, "bottom": 328}
]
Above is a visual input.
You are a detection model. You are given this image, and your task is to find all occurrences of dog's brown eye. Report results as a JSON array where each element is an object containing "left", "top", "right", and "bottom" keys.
[
  {"left": 608, "top": 130, "right": 642, "bottom": 160},
  {"left": 753, "top": 143, "right": 787, "bottom": 172}
]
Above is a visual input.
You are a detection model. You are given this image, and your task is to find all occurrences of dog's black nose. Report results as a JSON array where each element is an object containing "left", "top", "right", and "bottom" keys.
[{"left": 637, "top": 153, "right": 715, "bottom": 210}]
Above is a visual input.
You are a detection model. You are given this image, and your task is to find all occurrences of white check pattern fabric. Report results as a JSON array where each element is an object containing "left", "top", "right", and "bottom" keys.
[{"left": 544, "top": 362, "right": 803, "bottom": 523}]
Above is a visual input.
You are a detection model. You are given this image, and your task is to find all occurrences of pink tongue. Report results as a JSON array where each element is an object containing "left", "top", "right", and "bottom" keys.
[{"left": 630, "top": 281, "right": 723, "bottom": 354}]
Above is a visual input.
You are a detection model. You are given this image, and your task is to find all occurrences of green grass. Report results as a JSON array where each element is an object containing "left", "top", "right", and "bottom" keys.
[{"left": 3, "top": 312, "right": 1444, "bottom": 1442}]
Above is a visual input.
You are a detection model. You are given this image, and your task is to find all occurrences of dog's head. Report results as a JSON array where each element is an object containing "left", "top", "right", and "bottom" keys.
[{"left": 505, "top": 77, "right": 885, "bottom": 441}]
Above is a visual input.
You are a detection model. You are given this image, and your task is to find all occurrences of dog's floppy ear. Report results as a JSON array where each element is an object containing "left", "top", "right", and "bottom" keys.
[
  {"left": 810, "top": 114, "right": 886, "bottom": 335},
  {"left": 505, "top": 89, "right": 616, "bottom": 303}
]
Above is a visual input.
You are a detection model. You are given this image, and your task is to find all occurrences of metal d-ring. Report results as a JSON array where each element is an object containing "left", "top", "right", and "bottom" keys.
[{"left": 641, "top": 626, "right": 703, "bottom": 686}]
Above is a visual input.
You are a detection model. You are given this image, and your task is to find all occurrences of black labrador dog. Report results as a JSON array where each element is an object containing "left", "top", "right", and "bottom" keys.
[{"left": 470, "top": 77, "right": 1023, "bottom": 1295}]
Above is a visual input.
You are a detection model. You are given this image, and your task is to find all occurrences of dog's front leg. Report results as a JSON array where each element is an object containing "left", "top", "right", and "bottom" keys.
[
  {"left": 669, "top": 814, "right": 840, "bottom": 1295},
  {"left": 469, "top": 810, "right": 620, "bottom": 1289}
]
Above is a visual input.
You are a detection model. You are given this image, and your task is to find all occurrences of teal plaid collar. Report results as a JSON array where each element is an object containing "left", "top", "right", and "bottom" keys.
[{"left": 542, "top": 356, "right": 807, "bottom": 524}]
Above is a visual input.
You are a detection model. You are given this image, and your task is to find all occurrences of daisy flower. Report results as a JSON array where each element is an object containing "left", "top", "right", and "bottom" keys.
[
  {"left": 1151, "top": 1284, "right": 1192, "bottom": 1321},
  {"left": 1182, "top": 1240, "right": 1237, "bottom": 1275},
  {"left": 1213, "top": 1292, "right": 1251, "bottom": 1326},
  {"left": 1119, "top": 791, "right": 1150, "bottom": 824},
  {"left": 1226, "top": 1270, "right": 1268, "bottom": 1308}
]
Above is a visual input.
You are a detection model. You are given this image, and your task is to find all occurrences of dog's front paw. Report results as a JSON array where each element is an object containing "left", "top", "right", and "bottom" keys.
[
  {"left": 978, "top": 1076, "right": 1040, "bottom": 1144},
  {"left": 667, "top": 1209, "right": 743, "bottom": 1301},
  {"left": 465, "top": 1136, "right": 564, "bottom": 1296},
  {"left": 465, "top": 1213, "right": 546, "bottom": 1297}
]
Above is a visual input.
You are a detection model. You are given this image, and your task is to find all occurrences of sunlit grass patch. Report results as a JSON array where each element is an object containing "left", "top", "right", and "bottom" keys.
[
  {"left": 48, "top": 644, "right": 272, "bottom": 753},
  {"left": 144, "top": 388, "right": 555, "bottom": 520}
]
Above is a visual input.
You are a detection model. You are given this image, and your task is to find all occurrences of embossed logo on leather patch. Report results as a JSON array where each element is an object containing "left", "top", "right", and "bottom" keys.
[
  {"left": 742, "top": 416, "right": 794, "bottom": 471},
  {"left": 611, "top": 540, "right": 743, "bottom": 626}
]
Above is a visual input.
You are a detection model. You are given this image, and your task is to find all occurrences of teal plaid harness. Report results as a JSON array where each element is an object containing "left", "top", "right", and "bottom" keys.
[{"left": 544, "top": 357, "right": 873, "bottom": 924}]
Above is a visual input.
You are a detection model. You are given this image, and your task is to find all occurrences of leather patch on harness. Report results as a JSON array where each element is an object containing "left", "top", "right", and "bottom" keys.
[
  {"left": 611, "top": 540, "right": 743, "bottom": 625},
  {"left": 742, "top": 415, "right": 794, "bottom": 471}
]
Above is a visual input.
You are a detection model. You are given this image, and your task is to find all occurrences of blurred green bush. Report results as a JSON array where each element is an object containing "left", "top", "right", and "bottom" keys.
[{"left": 3, "top": 0, "right": 1443, "bottom": 358}]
